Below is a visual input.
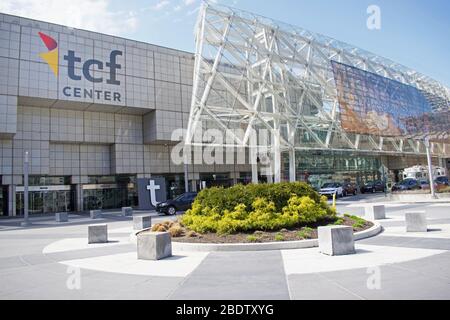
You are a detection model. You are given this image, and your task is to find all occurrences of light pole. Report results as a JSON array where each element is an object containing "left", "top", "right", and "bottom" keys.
[
  {"left": 424, "top": 137, "right": 437, "bottom": 199},
  {"left": 183, "top": 147, "right": 189, "bottom": 193},
  {"left": 21, "top": 151, "right": 31, "bottom": 227}
]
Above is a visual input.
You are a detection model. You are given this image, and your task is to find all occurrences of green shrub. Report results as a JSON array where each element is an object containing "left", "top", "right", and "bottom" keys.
[
  {"left": 344, "top": 214, "right": 366, "bottom": 229},
  {"left": 181, "top": 182, "right": 336, "bottom": 234},
  {"left": 352, "top": 221, "right": 365, "bottom": 229},
  {"left": 274, "top": 233, "right": 285, "bottom": 241},
  {"left": 297, "top": 227, "right": 313, "bottom": 239},
  {"left": 192, "top": 182, "right": 323, "bottom": 214},
  {"left": 246, "top": 235, "right": 259, "bottom": 242}
]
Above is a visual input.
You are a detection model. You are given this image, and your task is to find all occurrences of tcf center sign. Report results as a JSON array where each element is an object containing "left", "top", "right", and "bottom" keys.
[{"left": 38, "top": 32, "right": 123, "bottom": 103}]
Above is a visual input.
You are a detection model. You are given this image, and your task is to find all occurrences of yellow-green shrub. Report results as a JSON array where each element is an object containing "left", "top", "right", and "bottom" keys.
[{"left": 180, "top": 182, "right": 336, "bottom": 234}]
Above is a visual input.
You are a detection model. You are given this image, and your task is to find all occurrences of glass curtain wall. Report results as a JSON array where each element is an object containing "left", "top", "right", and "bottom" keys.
[
  {"left": 82, "top": 175, "right": 138, "bottom": 211},
  {"left": 284, "top": 151, "right": 381, "bottom": 190}
]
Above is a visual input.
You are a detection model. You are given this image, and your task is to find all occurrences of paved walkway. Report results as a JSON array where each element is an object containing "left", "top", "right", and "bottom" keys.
[{"left": 1, "top": 195, "right": 450, "bottom": 299}]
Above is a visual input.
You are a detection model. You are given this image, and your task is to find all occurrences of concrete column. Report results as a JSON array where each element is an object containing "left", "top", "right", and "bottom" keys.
[
  {"left": 71, "top": 176, "right": 88, "bottom": 212},
  {"left": 425, "top": 138, "right": 436, "bottom": 198},
  {"left": 273, "top": 133, "right": 281, "bottom": 183},
  {"left": 249, "top": 131, "right": 259, "bottom": 185},
  {"left": 191, "top": 180, "right": 197, "bottom": 192},
  {"left": 75, "top": 184, "right": 83, "bottom": 212},
  {"left": 250, "top": 147, "right": 258, "bottom": 184},
  {"left": 439, "top": 158, "right": 448, "bottom": 177},
  {"left": 289, "top": 148, "right": 296, "bottom": 182},
  {"left": 231, "top": 171, "right": 238, "bottom": 185},
  {"left": 7, "top": 185, "right": 16, "bottom": 217}
]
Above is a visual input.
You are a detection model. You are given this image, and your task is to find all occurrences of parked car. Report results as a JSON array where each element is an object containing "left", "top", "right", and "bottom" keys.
[
  {"left": 155, "top": 192, "right": 198, "bottom": 215},
  {"left": 319, "top": 182, "right": 344, "bottom": 198},
  {"left": 391, "top": 178, "right": 421, "bottom": 192},
  {"left": 435, "top": 176, "right": 449, "bottom": 186},
  {"left": 417, "top": 179, "right": 439, "bottom": 190},
  {"left": 418, "top": 179, "right": 429, "bottom": 190},
  {"left": 361, "top": 180, "right": 385, "bottom": 193},
  {"left": 342, "top": 182, "right": 358, "bottom": 196}
]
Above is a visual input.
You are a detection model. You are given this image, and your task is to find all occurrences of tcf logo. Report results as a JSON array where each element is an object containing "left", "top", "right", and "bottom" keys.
[
  {"left": 38, "top": 32, "right": 58, "bottom": 77},
  {"left": 38, "top": 32, "right": 123, "bottom": 102}
]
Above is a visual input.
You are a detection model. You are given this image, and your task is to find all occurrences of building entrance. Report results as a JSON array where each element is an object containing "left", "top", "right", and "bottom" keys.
[{"left": 15, "top": 186, "right": 75, "bottom": 215}]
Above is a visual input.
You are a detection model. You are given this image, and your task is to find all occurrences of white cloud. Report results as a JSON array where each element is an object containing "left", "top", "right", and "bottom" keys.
[
  {"left": 151, "top": 0, "right": 171, "bottom": 11},
  {"left": 186, "top": 6, "right": 200, "bottom": 16},
  {"left": 183, "top": 0, "right": 197, "bottom": 6},
  {"left": 0, "top": 0, "right": 138, "bottom": 36}
]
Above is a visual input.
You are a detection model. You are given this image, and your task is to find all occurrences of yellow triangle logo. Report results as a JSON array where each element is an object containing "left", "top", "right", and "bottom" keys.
[{"left": 39, "top": 49, "right": 59, "bottom": 77}]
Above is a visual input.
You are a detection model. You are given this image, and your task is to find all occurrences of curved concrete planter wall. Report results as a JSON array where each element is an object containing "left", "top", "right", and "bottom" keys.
[{"left": 130, "top": 223, "right": 382, "bottom": 252}]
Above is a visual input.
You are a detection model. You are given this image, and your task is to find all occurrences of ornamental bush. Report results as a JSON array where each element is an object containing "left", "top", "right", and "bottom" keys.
[{"left": 181, "top": 182, "right": 336, "bottom": 234}]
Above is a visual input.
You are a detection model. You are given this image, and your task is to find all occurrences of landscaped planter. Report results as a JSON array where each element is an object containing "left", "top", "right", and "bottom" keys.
[
  {"left": 130, "top": 182, "right": 382, "bottom": 252},
  {"left": 170, "top": 223, "right": 381, "bottom": 252},
  {"left": 129, "top": 216, "right": 381, "bottom": 252}
]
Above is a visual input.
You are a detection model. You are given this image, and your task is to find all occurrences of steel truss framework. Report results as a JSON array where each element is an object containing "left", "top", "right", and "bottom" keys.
[{"left": 185, "top": 2, "right": 450, "bottom": 182}]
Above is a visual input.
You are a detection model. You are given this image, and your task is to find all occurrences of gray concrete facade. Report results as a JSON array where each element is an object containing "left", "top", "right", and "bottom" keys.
[{"left": 0, "top": 12, "right": 249, "bottom": 216}]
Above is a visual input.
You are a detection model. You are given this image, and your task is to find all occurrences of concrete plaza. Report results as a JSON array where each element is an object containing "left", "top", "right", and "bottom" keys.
[{"left": 1, "top": 194, "right": 450, "bottom": 300}]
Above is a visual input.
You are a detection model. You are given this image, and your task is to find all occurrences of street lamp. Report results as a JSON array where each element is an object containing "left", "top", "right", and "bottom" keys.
[
  {"left": 21, "top": 151, "right": 31, "bottom": 227},
  {"left": 424, "top": 137, "right": 437, "bottom": 199}
]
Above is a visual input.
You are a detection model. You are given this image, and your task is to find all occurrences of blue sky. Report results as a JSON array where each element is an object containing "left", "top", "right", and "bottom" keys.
[{"left": 1, "top": 0, "right": 449, "bottom": 86}]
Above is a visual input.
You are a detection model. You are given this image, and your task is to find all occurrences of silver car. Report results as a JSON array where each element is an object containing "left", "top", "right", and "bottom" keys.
[{"left": 319, "top": 182, "right": 344, "bottom": 198}]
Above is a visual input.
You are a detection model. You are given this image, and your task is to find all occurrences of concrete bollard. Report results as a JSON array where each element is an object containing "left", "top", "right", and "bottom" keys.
[
  {"left": 133, "top": 215, "right": 152, "bottom": 230},
  {"left": 318, "top": 225, "right": 355, "bottom": 256},
  {"left": 55, "top": 212, "right": 68, "bottom": 222},
  {"left": 405, "top": 211, "right": 427, "bottom": 232},
  {"left": 122, "top": 207, "right": 133, "bottom": 217},
  {"left": 365, "top": 205, "right": 386, "bottom": 220},
  {"left": 88, "top": 224, "right": 108, "bottom": 244},
  {"left": 90, "top": 210, "right": 102, "bottom": 219},
  {"left": 137, "top": 231, "right": 172, "bottom": 260}
]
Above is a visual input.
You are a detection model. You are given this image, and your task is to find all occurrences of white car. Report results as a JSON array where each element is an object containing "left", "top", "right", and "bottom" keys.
[{"left": 319, "top": 182, "right": 344, "bottom": 198}]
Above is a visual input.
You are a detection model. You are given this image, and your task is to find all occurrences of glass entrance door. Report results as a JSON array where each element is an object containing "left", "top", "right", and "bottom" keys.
[
  {"left": 30, "top": 192, "right": 44, "bottom": 214},
  {"left": 16, "top": 189, "right": 74, "bottom": 215}
]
